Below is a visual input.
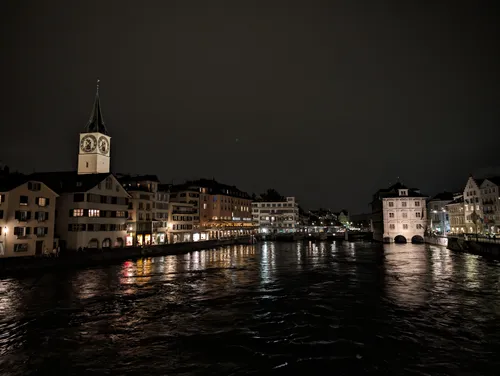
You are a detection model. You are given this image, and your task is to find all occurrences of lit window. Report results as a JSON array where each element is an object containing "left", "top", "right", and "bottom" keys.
[
  {"left": 203, "top": 203, "right": 207, "bottom": 209},
  {"left": 89, "top": 209, "right": 100, "bottom": 217},
  {"left": 37, "top": 197, "right": 47, "bottom": 206},
  {"left": 73, "top": 209, "right": 84, "bottom": 217}
]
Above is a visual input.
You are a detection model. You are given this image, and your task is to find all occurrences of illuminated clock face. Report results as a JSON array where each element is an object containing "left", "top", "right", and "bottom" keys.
[
  {"left": 80, "top": 135, "right": 97, "bottom": 153},
  {"left": 98, "top": 136, "right": 110, "bottom": 155}
]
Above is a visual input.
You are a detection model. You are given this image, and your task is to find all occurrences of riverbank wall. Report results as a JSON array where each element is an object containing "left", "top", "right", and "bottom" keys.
[
  {"left": 447, "top": 237, "right": 500, "bottom": 259},
  {"left": 425, "top": 236, "right": 448, "bottom": 247},
  {"left": 0, "top": 236, "right": 253, "bottom": 277}
]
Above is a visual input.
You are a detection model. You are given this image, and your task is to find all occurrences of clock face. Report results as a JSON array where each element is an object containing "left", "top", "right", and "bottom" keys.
[
  {"left": 80, "top": 135, "right": 97, "bottom": 153},
  {"left": 98, "top": 136, "right": 110, "bottom": 155}
]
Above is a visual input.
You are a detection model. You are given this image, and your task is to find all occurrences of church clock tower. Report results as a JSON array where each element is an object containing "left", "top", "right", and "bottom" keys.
[{"left": 78, "top": 80, "right": 111, "bottom": 175}]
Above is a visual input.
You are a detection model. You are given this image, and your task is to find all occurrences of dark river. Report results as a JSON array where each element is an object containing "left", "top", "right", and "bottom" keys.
[{"left": 1, "top": 241, "right": 500, "bottom": 375}]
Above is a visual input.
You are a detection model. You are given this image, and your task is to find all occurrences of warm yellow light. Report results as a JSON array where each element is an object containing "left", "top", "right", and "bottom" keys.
[{"left": 3, "top": 226, "right": 7, "bottom": 234}]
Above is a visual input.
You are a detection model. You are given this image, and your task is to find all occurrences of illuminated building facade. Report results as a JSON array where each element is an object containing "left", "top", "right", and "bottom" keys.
[
  {"left": 252, "top": 197, "right": 299, "bottom": 233},
  {"left": 0, "top": 174, "right": 58, "bottom": 257},
  {"left": 426, "top": 191, "right": 454, "bottom": 234},
  {"left": 371, "top": 182, "right": 427, "bottom": 243},
  {"left": 170, "top": 179, "right": 255, "bottom": 239},
  {"left": 479, "top": 177, "right": 500, "bottom": 234},
  {"left": 446, "top": 195, "right": 465, "bottom": 234}
]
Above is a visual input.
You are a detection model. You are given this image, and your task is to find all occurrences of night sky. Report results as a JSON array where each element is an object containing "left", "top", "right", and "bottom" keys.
[{"left": 1, "top": 0, "right": 499, "bottom": 213}]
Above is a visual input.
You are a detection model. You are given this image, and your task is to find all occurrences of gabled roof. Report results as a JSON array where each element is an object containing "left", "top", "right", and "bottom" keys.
[
  {"left": 84, "top": 80, "right": 108, "bottom": 135},
  {"left": 374, "top": 181, "right": 427, "bottom": 199},
  {"left": 482, "top": 176, "right": 500, "bottom": 186},
  {"left": 171, "top": 178, "right": 251, "bottom": 199},
  {"left": 28, "top": 171, "right": 113, "bottom": 194}
]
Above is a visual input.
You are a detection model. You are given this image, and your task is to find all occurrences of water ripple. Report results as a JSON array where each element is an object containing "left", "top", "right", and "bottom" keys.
[{"left": 1, "top": 242, "right": 500, "bottom": 375}]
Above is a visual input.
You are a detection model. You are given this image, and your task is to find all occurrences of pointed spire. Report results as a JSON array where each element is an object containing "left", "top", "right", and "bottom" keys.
[{"left": 84, "top": 78, "right": 109, "bottom": 135}]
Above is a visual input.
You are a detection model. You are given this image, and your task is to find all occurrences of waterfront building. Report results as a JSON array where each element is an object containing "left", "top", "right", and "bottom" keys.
[
  {"left": 30, "top": 83, "right": 130, "bottom": 251},
  {"left": 167, "top": 201, "right": 197, "bottom": 243},
  {"left": 252, "top": 196, "right": 300, "bottom": 233},
  {"left": 118, "top": 174, "right": 164, "bottom": 246},
  {"left": 479, "top": 177, "right": 500, "bottom": 234},
  {"left": 463, "top": 176, "right": 484, "bottom": 234},
  {"left": 446, "top": 195, "right": 465, "bottom": 234},
  {"left": 0, "top": 173, "right": 58, "bottom": 257},
  {"left": 170, "top": 179, "right": 254, "bottom": 239},
  {"left": 371, "top": 182, "right": 427, "bottom": 243},
  {"left": 426, "top": 191, "right": 454, "bottom": 234}
]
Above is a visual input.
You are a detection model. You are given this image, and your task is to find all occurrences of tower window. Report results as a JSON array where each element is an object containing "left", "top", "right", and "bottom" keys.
[{"left": 86, "top": 162, "right": 89, "bottom": 168}]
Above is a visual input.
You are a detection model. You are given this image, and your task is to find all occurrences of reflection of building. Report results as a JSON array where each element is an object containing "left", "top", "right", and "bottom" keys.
[
  {"left": 446, "top": 195, "right": 465, "bottom": 234},
  {"left": 371, "top": 182, "right": 427, "bottom": 243},
  {"left": 252, "top": 197, "right": 299, "bottom": 233},
  {"left": 0, "top": 173, "right": 58, "bottom": 257},
  {"left": 170, "top": 179, "right": 255, "bottom": 239},
  {"left": 480, "top": 177, "right": 500, "bottom": 234},
  {"left": 30, "top": 84, "right": 130, "bottom": 251},
  {"left": 426, "top": 192, "right": 454, "bottom": 234}
]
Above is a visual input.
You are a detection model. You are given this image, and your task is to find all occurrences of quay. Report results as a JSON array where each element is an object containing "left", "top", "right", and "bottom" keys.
[
  {"left": 446, "top": 235, "right": 500, "bottom": 259},
  {"left": 0, "top": 236, "right": 253, "bottom": 277}
]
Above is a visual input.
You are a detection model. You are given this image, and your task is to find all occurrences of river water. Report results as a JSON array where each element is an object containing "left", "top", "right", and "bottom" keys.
[{"left": 1, "top": 241, "right": 500, "bottom": 375}]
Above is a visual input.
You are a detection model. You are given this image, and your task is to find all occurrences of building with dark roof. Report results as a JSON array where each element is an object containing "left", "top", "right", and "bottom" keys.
[
  {"left": 427, "top": 191, "right": 455, "bottom": 235},
  {"left": 28, "top": 83, "right": 131, "bottom": 251},
  {"left": 445, "top": 195, "right": 465, "bottom": 234},
  {"left": 170, "top": 178, "right": 255, "bottom": 239},
  {"left": 0, "top": 172, "right": 59, "bottom": 257},
  {"left": 116, "top": 174, "right": 171, "bottom": 246},
  {"left": 371, "top": 181, "right": 428, "bottom": 243}
]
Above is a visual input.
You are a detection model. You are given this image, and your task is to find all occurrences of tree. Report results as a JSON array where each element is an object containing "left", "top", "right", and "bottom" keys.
[{"left": 260, "top": 188, "right": 284, "bottom": 202}]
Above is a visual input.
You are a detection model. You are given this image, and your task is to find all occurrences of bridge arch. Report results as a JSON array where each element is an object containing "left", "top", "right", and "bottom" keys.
[
  {"left": 394, "top": 235, "right": 407, "bottom": 244},
  {"left": 411, "top": 235, "right": 424, "bottom": 244}
]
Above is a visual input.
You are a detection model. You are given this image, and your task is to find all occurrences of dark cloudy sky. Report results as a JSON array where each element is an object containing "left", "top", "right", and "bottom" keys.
[{"left": 1, "top": 0, "right": 499, "bottom": 212}]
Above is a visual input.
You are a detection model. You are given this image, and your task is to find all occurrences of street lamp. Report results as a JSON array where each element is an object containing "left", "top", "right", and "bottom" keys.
[{"left": 3, "top": 226, "right": 7, "bottom": 254}]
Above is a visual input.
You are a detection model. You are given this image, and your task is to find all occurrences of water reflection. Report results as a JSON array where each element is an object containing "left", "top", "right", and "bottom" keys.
[{"left": 1, "top": 242, "right": 500, "bottom": 375}]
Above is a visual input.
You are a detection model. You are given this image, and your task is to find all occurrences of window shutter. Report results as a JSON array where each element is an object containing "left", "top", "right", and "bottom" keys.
[
  {"left": 46, "top": 212, "right": 49, "bottom": 220},
  {"left": 0, "top": 210, "right": 3, "bottom": 219},
  {"left": 125, "top": 211, "right": 129, "bottom": 218},
  {"left": 68, "top": 224, "right": 72, "bottom": 231},
  {"left": 84, "top": 209, "right": 89, "bottom": 216},
  {"left": 26, "top": 227, "right": 31, "bottom": 235},
  {"left": 36, "top": 197, "right": 40, "bottom": 205},
  {"left": 34, "top": 212, "right": 39, "bottom": 220},
  {"left": 27, "top": 211, "right": 32, "bottom": 220},
  {"left": 15, "top": 211, "right": 20, "bottom": 220},
  {"left": 69, "top": 209, "right": 73, "bottom": 217},
  {"left": 46, "top": 198, "right": 50, "bottom": 206},
  {"left": 14, "top": 227, "right": 20, "bottom": 236},
  {"left": 44, "top": 227, "right": 48, "bottom": 235}
]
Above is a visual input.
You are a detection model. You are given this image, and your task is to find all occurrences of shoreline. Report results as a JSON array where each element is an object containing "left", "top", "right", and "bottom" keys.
[{"left": 0, "top": 236, "right": 253, "bottom": 277}]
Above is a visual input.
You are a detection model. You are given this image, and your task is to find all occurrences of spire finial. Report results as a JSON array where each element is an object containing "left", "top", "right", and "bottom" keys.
[{"left": 96, "top": 78, "right": 100, "bottom": 94}]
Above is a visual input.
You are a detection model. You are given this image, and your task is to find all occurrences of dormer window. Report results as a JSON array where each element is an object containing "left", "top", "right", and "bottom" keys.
[{"left": 399, "top": 189, "right": 408, "bottom": 196}]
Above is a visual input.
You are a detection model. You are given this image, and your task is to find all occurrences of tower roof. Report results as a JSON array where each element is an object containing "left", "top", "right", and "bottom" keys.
[{"left": 84, "top": 79, "right": 109, "bottom": 135}]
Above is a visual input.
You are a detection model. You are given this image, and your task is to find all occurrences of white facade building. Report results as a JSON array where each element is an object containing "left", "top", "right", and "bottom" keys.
[
  {"left": 463, "top": 176, "right": 483, "bottom": 234},
  {"left": 479, "top": 177, "right": 500, "bottom": 234},
  {"left": 252, "top": 197, "right": 299, "bottom": 233},
  {"left": 371, "top": 182, "right": 427, "bottom": 243}
]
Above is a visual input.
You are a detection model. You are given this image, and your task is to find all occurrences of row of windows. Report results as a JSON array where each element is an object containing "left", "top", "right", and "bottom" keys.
[
  {"left": 171, "top": 224, "right": 193, "bottom": 230},
  {"left": 13, "top": 226, "right": 49, "bottom": 237},
  {"left": 388, "top": 212, "right": 423, "bottom": 218},
  {"left": 68, "top": 224, "right": 128, "bottom": 232},
  {"left": 252, "top": 203, "right": 294, "bottom": 208},
  {"left": 70, "top": 209, "right": 127, "bottom": 218},
  {"left": 172, "top": 215, "right": 194, "bottom": 221},
  {"left": 13, "top": 210, "right": 50, "bottom": 221},
  {"left": 387, "top": 201, "right": 421, "bottom": 207},
  {"left": 73, "top": 193, "right": 128, "bottom": 205},
  {"left": 2, "top": 196, "right": 51, "bottom": 207},
  {"left": 388, "top": 224, "right": 424, "bottom": 230},
  {"left": 253, "top": 209, "right": 297, "bottom": 214}
]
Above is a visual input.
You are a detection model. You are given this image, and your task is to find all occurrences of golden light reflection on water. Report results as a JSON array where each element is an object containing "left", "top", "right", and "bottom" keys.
[{"left": 383, "top": 244, "right": 429, "bottom": 308}]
